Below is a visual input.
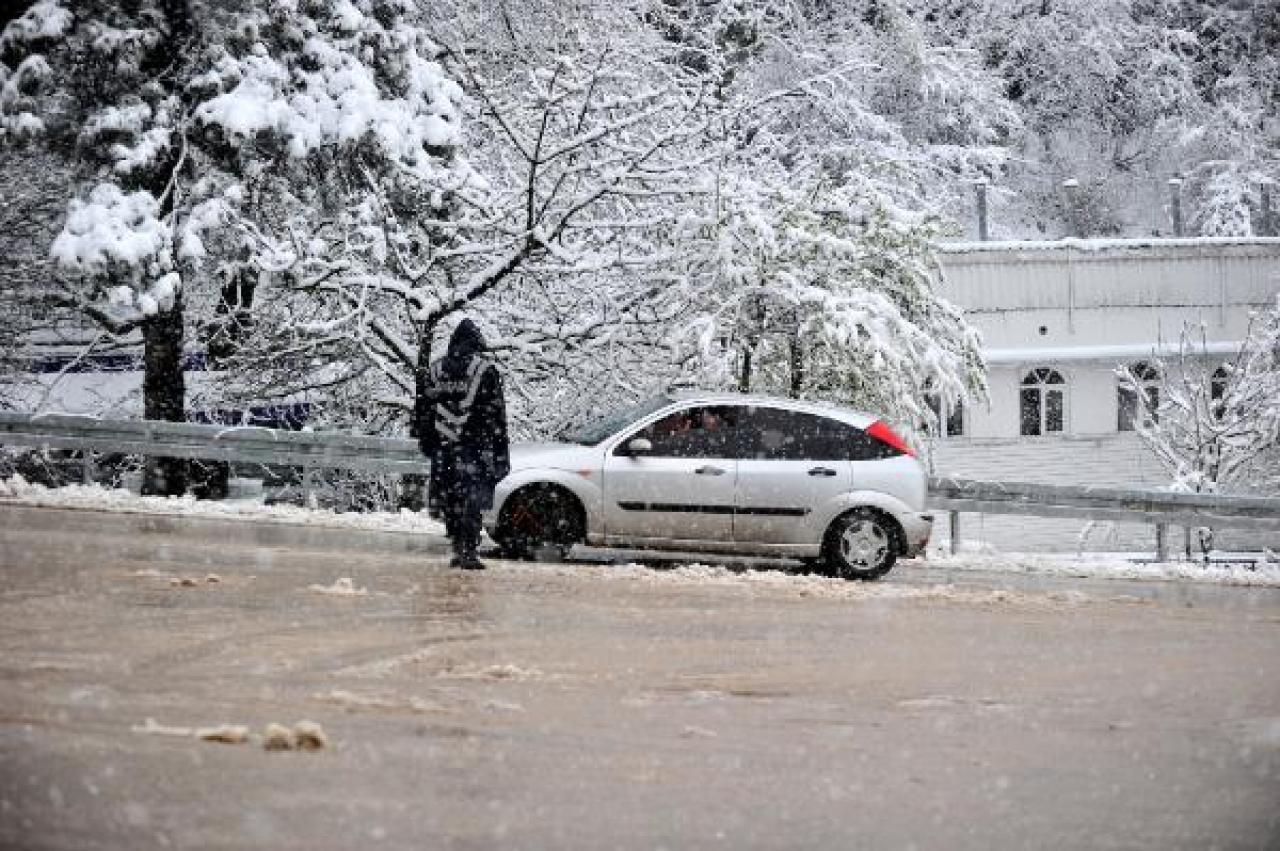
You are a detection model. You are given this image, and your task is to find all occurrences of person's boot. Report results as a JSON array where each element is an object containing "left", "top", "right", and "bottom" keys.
[
  {"left": 458, "top": 549, "right": 486, "bottom": 570},
  {"left": 457, "top": 538, "right": 485, "bottom": 570}
]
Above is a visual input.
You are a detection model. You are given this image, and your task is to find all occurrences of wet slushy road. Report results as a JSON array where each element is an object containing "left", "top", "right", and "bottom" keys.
[{"left": 1, "top": 504, "right": 1278, "bottom": 850}]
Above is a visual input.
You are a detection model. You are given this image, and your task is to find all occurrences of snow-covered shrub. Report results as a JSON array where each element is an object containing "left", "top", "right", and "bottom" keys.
[{"left": 1121, "top": 297, "right": 1280, "bottom": 555}]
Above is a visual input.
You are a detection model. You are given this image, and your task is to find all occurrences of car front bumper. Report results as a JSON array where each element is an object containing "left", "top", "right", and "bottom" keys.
[{"left": 900, "top": 512, "right": 933, "bottom": 558}]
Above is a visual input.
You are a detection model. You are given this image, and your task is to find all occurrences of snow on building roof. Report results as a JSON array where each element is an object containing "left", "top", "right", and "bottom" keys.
[
  {"left": 938, "top": 236, "right": 1280, "bottom": 256},
  {"left": 983, "top": 341, "right": 1243, "bottom": 365}
]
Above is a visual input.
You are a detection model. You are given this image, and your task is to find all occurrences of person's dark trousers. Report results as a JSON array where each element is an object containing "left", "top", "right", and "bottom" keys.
[{"left": 444, "top": 506, "right": 483, "bottom": 568}]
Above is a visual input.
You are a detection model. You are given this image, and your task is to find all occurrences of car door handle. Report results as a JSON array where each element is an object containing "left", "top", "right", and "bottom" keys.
[
  {"left": 695, "top": 465, "right": 726, "bottom": 476},
  {"left": 808, "top": 467, "right": 837, "bottom": 477}
]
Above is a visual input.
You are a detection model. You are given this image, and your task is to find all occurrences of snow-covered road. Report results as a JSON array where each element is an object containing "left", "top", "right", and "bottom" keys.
[{"left": 1, "top": 503, "right": 1278, "bottom": 849}]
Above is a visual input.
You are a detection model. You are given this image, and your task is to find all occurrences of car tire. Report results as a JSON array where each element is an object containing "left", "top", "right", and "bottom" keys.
[
  {"left": 821, "top": 508, "right": 899, "bottom": 581},
  {"left": 495, "top": 484, "right": 583, "bottom": 562}
]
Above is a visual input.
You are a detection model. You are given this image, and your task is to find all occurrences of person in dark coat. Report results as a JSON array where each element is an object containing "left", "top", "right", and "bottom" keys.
[{"left": 416, "top": 318, "right": 510, "bottom": 570}]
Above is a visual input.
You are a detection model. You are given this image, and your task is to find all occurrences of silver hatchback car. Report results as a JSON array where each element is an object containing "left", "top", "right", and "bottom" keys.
[{"left": 483, "top": 393, "right": 932, "bottom": 580}]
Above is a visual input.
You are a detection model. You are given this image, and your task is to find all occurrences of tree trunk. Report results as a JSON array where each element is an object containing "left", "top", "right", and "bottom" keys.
[
  {"left": 141, "top": 298, "right": 187, "bottom": 496},
  {"left": 400, "top": 325, "right": 435, "bottom": 512},
  {"left": 788, "top": 335, "right": 804, "bottom": 398},
  {"left": 739, "top": 344, "right": 753, "bottom": 393}
]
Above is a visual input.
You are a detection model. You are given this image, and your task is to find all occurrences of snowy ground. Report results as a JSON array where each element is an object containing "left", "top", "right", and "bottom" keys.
[
  {"left": 2, "top": 474, "right": 1278, "bottom": 588},
  {"left": 0, "top": 503, "right": 1277, "bottom": 850},
  {"left": 0, "top": 474, "right": 447, "bottom": 537}
]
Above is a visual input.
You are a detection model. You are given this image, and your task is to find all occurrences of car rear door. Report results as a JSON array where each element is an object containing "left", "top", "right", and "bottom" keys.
[
  {"left": 600, "top": 405, "right": 740, "bottom": 546},
  {"left": 733, "top": 406, "right": 856, "bottom": 545}
]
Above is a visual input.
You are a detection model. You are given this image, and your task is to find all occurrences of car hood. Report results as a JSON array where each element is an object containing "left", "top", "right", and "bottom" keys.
[{"left": 509, "top": 442, "right": 602, "bottom": 471}]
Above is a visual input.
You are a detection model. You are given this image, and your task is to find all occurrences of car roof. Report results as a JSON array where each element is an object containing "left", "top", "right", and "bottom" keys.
[{"left": 667, "top": 390, "right": 879, "bottom": 428}]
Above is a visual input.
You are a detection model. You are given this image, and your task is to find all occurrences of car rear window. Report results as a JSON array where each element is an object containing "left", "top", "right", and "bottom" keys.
[{"left": 739, "top": 407, "right": 898, "bottom": 461}]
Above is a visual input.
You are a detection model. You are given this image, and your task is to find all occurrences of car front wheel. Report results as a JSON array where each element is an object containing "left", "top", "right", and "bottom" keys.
[
  {"left": 495, "top": 484, "right": 583, "bottom": 562},
  {"left": 822, "top": 509, "right": 899, "bottom": 581}
]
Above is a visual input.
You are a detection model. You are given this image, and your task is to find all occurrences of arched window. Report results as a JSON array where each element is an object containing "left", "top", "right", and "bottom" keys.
[
  {"left": 1020, "top": 368, "right": 1065, "bottom": 436},
  {"left": 1117, "top": 362, "right": 1160, "bottom": 431}
]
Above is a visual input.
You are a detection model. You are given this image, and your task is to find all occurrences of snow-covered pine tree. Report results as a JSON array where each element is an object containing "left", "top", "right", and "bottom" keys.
[
  {"left": 0, "top": 0, "right": 469, "bottom": 489},
  {"left": 176, "top": 0, "right": 472, "bottom": 434},
  {"left": 1, "top": 1, "right": 204, "bottom": 492}
]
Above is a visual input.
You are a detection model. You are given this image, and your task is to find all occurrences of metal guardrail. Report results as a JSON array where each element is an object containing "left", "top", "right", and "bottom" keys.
[
  {"left": 928, "top": 476, "right": 1280, "bottom": 560},
  {"left": 928, "top": 477, "right": 1280, "bottom": 532},
  {"left": 2, "top": 413, "right": 1277, "bottom": 555},
  {"left": 0, "top": 412, "right": 428, "bottom": 475}
]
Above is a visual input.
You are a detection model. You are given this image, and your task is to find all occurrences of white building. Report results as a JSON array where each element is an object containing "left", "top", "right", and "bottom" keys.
[{"left": 930, "top": 237, "right": 1280, "bottom": 553}]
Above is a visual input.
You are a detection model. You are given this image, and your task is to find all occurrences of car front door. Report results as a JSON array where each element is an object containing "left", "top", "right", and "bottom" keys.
[
  {"left": 734, "top": 407, "right": 855, "bottom": 545},
  {"left": 601, "top": 405, "right": 740, "bottom": 546}
]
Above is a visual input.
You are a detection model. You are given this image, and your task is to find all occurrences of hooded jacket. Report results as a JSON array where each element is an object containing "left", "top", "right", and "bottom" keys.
[{"left": 416, "top": 319, "right": 511, "bottom": 512}]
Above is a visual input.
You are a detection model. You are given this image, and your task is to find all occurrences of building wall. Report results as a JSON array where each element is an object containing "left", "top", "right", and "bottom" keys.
[
  {"left": 928, "top": 432, "right": 1166, "bottom": 553},
  {"left": 929, "top": 238, "right": 1280, "bottom": 554}
]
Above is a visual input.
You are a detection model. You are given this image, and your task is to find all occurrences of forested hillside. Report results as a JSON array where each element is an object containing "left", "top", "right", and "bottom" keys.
[{"left": 0, "top": 0, "right": 1275, "bottom": 453}]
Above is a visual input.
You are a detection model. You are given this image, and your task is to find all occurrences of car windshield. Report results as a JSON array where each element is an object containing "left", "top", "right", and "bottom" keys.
[{"left": 559, "top": 396, "right": 673, "bottom": 445}]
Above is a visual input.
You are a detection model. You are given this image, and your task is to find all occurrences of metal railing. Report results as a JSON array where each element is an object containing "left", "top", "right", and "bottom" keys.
[
  {"left": 0, "top": 411, "right": 428, "bottom": 476},
  {"left": 928, "top": 476, "right": 1280, "bottom": 560},
  {"left": 2, "top": 413, "right": 1278, "bottom": 559}
]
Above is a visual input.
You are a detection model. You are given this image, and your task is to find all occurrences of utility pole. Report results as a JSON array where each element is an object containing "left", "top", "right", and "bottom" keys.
[{"left": 1062, "top": 178, "right": 1081, "bottom": 238}]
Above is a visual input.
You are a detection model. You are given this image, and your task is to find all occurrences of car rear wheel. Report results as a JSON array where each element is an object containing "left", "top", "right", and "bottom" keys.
[
  {"left": 821, "top": 509, "right": 899, "bottom": 581},
  {"left": 495, "top": 484, "right": 584, "bottom": 562}
]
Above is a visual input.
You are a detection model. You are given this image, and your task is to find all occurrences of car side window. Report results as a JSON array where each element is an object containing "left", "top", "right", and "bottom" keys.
[
  {"left": 740, "top": 407, "right": 890, "bottom": 461},
  {"left": 616, "top": 405, "right": 740, "bottom": 458}
]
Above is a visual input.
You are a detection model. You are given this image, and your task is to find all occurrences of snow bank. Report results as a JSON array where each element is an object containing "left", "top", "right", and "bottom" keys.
[
  {"left": 931, "top": 552, "right": 1280, "bottom": 589},
  {"left": 2, "top": 475, "right": 1275, "bottom": 588},
  {"left": 0, "top": 475, "right": 445, "bottom": 537},
  {"left": 520, "top": 561, "right": 1097, "bottom": 607}
]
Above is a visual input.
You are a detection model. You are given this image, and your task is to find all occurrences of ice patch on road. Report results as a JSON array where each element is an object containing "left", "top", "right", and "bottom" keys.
[
  {"left": 897, "top": 695, "right": 1016, "bottom": 713},
  {"left": 309, "top": 577, "right": 368, "bottom": 597},
  {"left": 334, "top": 647, "right": 544, "bottom": 681},
  {"left": 0, "top": 475, "right": 445, "bottom": 536},
  {"left": 314, "top": 689, "right": 446, "bottom": 714},
  {"left": 439, "top": 662, "right": 542, "bottom": 681},
  {"left": 131, "top": 718, "right": 250, "bottom": 744}
]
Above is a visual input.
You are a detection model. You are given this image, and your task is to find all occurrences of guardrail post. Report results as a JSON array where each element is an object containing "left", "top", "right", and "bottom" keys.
[
  {"left": 1155, "top": 523, "right": 1168, "bottom": 563},
  {"left": 303, "top": 465, "right": 317, "bottom": 509},
  {"left": 949, "top": 511, "right": 961, "bottom": 555}
]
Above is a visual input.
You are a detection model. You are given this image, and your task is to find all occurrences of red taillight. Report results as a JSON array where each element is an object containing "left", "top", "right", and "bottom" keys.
[{"left": 866, "top": 420, "right": 915, "bottom": 457}]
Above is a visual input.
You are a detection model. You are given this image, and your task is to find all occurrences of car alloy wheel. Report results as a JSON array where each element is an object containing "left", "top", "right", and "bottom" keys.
[{"left": 824, "top": 509, "right": 898, "bottom": 580}]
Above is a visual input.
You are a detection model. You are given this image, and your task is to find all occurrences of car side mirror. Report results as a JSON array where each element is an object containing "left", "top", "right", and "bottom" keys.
[{"left": 627, "top": 437, "right": 653, "bottom": 455}]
